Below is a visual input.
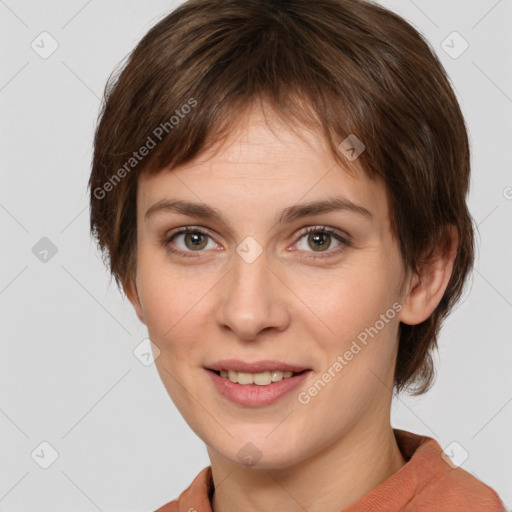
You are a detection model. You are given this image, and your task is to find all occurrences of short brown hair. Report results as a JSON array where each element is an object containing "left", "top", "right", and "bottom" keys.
[{"left": 88, "top": 0, "right": 474, "bottom": 396}]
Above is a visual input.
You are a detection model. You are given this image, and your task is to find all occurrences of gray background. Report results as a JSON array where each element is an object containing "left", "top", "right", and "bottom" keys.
[{"left": 0, "top": 0, "right": 511, "bottom": 510}]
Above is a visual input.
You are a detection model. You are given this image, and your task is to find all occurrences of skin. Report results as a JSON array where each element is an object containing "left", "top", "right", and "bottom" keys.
[{"left": 126, "top": 102, "right": 457, "bottom": 512}]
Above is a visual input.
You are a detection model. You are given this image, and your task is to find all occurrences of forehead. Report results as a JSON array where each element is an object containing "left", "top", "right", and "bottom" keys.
[{"left": 137, "top": 104, "right": 388, "bottom": 223}]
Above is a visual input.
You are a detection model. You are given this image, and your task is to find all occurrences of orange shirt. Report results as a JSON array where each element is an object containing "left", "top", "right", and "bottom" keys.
[{"left": 155, "top": 429, "right": 506, "bottom": 512}]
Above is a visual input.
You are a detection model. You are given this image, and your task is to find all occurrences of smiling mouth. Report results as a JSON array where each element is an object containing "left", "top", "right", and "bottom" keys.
[{"left": 208, "top": 368, "right": 309, "bottom": 386}]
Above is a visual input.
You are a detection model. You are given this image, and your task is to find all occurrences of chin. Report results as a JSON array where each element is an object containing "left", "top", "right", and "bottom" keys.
[{"left": 214, "top": 436, "right": 308, "bottom": 470}]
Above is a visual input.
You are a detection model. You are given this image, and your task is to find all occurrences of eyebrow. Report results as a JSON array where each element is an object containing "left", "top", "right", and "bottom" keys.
[{"left": 144, "top": 197, "right": 373, "bottom": 226}]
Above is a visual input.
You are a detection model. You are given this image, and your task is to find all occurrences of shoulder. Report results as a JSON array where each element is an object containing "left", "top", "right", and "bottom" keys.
[
  {"left": 424, "top": 468, "right": 504, "bottom": 509},
  {"left": 394, "top": 430, "right": 505, "bottom": 511},
  {"left": 153, "top": 499, "right": 179, "bottom": 512},
  {"left": 152, "top": 466, "right": 213, "bottom": 512},
  {"left": 408, "top": 454, "right": 506, "bottom": 511}
]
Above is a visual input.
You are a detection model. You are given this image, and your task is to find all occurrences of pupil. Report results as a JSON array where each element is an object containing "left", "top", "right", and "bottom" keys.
[
  {"left": 310, "top": 232, "right": 329, "bottom": 251},
  {"left": 186, "top": 232, "right": 207, "bottom": 250}
]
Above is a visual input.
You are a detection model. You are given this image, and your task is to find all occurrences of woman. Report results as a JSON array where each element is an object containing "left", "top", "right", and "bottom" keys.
[{"left": 88, "top": 0, "right": 506, "bottom": 510}]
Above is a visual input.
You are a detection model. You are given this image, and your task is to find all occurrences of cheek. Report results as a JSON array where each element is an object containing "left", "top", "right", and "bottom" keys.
[
  {"left": 304, "top": 262, "right": 399, "bottom": 341},
  {"left": 300, "top": 255, "right": 401, "bottom": 392},
  {"left": 298, "top": 281, "right": 399, "bottom": 434},
  {"left": 136, "top": 258, "right": 219, "bottom": 362}
]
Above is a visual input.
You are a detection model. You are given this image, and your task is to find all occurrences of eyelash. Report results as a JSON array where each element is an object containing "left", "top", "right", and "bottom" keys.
[{"left": 162, "top": 225, "right": 351, "bottom": 260}]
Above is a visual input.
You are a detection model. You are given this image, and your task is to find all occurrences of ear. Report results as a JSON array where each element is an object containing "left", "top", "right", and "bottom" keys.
[
  {"left": 124, "top": 277, "right": 146, "bottom": 325},
  {"left": 399, "top": 225, "right": 458, "bottom": 325}
]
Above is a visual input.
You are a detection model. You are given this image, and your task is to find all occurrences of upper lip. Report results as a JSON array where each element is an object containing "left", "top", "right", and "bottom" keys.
[{"left": 205, "top": 359, "right": 311, "bottom": 373}]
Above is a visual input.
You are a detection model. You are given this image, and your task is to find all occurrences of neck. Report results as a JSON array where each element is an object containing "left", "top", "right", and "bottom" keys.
[{"left": 209, "top": 421, "right": 406, "bottom": 512}]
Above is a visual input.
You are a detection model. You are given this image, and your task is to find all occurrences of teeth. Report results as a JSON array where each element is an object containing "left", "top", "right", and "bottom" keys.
[{"left": 219, "top": 370, "right": 295, "bottom": 385}]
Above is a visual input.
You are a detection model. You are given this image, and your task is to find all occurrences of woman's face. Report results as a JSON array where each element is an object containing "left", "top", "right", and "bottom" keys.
[{"left": 129, "top": 104, "right": 408, "bottom": 469}]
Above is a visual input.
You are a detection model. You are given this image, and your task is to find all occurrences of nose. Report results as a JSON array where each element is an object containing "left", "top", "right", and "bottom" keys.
[{"left": 215, "top": 247, "right": 291, "bottom": 341}]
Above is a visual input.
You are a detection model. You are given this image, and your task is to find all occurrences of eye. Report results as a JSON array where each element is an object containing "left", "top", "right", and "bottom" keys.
[
  {"left": 292, "top": 226, "right": 351, "bottom": 258},
  {"left": 163, "top": 226, "right": 218, "bottom": 258}
]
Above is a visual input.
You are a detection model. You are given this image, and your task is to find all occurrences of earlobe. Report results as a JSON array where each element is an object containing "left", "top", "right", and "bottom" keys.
[{"left": 399, "top": 225, "right": 458, "bottom": 325}]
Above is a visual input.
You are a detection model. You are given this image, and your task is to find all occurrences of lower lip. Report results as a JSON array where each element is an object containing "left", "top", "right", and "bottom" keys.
[{"left": 205, "top": 369, "right": 311, "bottom": 406}]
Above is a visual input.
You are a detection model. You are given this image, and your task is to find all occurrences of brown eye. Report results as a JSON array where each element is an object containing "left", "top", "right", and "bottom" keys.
[
  {"left": 163, "top": 227, "right": 217, "bottom": 257},
  {"left": 183, "top": 232, "right": 208, "bottom": 250},
  {"left": 307, "top": 231, "right": 332, "bottom": 251},
  {"left": 294, "top": 226, "right": 351, "bottom": 259}
]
